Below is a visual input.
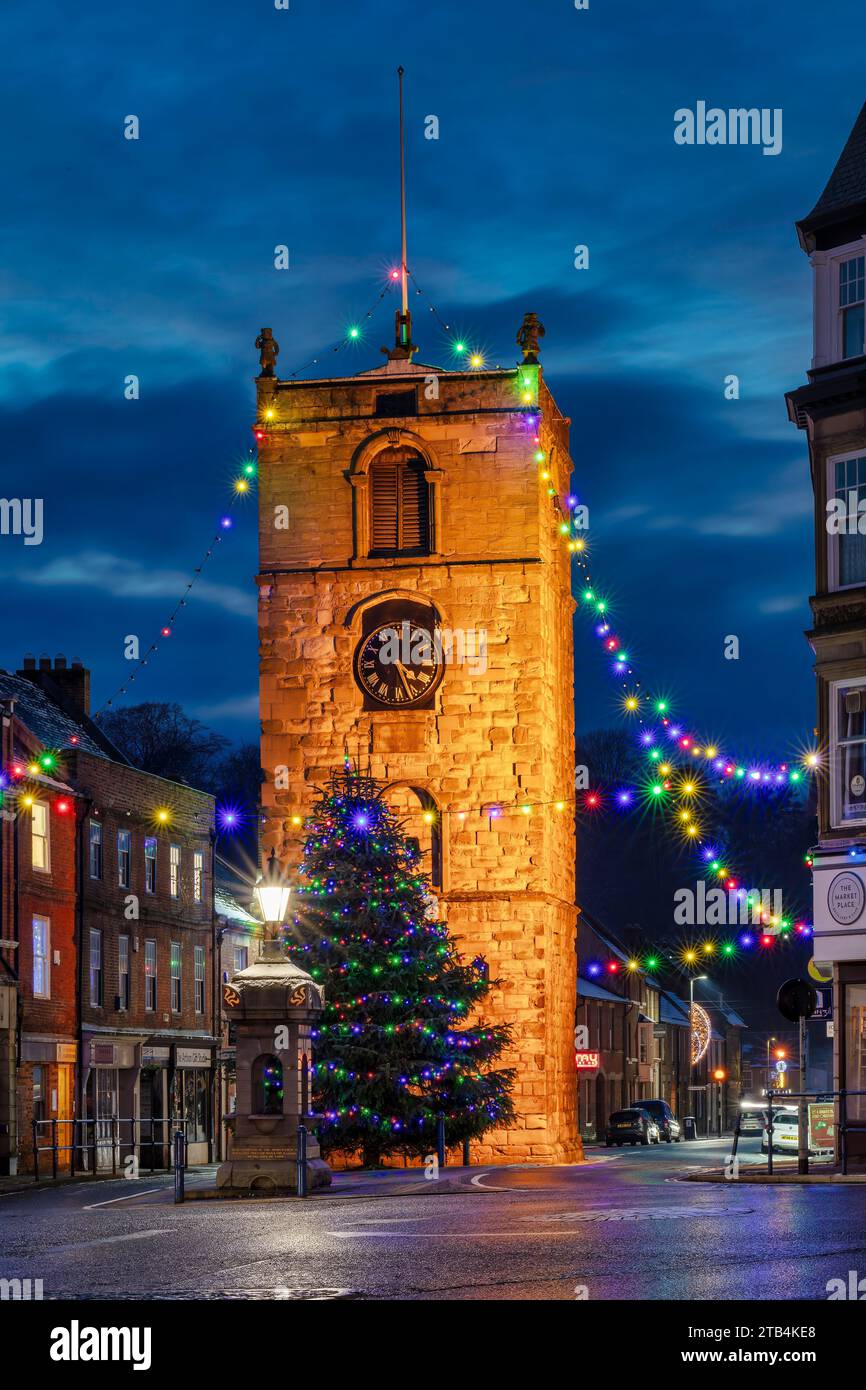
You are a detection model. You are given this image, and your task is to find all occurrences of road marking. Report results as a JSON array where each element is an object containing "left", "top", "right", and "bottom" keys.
[
  {"left": 83, "top": 1189, "right": 164, "bottom": 1209},
  {"left": 55, "top": 1229, "right": 175, "bottom": 1251},
  {"left": 530, "top": 1205, "right": 754, "bottom": 1223}
]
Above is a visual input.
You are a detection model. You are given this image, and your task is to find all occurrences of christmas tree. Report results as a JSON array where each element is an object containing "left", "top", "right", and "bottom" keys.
[{"left": 286, "top": 766, "right": 515, "bottom": 1166}]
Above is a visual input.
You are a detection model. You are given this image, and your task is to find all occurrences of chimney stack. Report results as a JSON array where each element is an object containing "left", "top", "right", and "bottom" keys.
[{"left": 17, "top": 652, "right": 91, "bottom": 717}]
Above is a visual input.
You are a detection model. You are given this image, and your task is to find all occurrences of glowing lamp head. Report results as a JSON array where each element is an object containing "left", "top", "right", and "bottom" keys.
[{"left": 253, "top": 849, "right": 291, "bottom": 927}]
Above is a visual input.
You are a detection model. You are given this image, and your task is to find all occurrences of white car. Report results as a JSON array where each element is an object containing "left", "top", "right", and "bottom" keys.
[{"left": 761, "top": 1109, "right": 833, "bottom": 1157}]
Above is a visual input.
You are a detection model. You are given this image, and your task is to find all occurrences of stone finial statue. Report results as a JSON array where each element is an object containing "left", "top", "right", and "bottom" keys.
[
  {"left": 517, "top": 312, "right": 545, "bottom": 364},
  {"left": 256, "top": 327, "right": 280, "bottom": 378}
]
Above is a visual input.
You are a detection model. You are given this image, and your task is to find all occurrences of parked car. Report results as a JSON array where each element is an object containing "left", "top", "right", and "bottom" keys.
[
  {"left": 604, "top": 1108, "right": 661, "bottom": 1147},
  {"left": 633, "top": 1099, "right": 682, "bottom": 1142},
  {"left": 761, "top": 1108, "right": 833, "bottom": 1157},
  {"left": 737, "top": 1106, "right": 765, "bottom": 1134}
]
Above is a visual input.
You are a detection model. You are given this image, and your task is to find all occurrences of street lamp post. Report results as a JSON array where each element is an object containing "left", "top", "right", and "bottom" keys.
[
  {"left": 215, "top": 849, "right": 332, "bottom": 1195},
  {"left": 253, "top": 848, "right": 292, "bottom": 950},
  {"left": 689, "top": 975, "right": 708, "bottom": 1135}
]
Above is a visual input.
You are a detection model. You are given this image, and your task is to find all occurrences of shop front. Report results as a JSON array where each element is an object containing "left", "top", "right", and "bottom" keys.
[
  {"left": 18, "top": 1037, "right": 77, "bottom": 1173},
  {"left": 174, "top": 1045, "right": 214, "bottom": 1164},
  {"left": 811, "top": 851, "right": 866, "bottom": 1164},
  {"left": 81, "top": 1037, "right": 139, "bottom": 1170}
]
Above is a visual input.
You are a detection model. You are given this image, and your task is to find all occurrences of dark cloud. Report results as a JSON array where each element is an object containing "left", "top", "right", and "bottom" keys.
[{"left": 2, "top": 0, "right": 851, "bottom": 755}]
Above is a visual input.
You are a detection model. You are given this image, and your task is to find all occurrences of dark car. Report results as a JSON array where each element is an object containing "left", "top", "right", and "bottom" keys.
[
  {"left": 604, "top": 1108, "right": 661, "bottom": 1147},
  {"left": 634, "top": 1099, "right": 682, "bottom": 1142}
]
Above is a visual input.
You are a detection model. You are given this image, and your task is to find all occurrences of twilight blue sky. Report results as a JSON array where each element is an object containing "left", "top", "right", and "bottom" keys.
[{"left": 1, "top": 0, "right": 859, "bottom": 753}]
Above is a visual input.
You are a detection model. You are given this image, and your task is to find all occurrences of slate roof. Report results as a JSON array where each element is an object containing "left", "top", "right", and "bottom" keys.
[
  {"left": 0, "top": 671, "right": 123, "bottom": 760},
  {"left": 578, "top": 977, "right": 629, "bottom": 1005},
  {"left": 215, "top": 886, "right": 260, "bottom": 930},
  {"left": 799, "top": 101, "right": 866, "bottom": 237}
]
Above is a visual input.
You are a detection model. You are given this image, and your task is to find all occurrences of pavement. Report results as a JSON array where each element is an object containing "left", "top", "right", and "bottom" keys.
[{"left": 2, "top": 1135, "right": 866, "bottom": 1299}]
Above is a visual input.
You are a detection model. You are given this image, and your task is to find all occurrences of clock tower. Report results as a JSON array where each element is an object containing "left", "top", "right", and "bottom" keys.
[{"left": 255, "top": 316, "right": 582, "bottom": 1164}]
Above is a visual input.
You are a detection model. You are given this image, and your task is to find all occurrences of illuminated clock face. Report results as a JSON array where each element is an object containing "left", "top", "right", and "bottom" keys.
[{"left": 354, "top": 620, "right": 444, "bottom": 708}]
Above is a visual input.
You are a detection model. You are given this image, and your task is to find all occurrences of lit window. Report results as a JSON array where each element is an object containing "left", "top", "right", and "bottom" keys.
[
  {"left": 193, "top": 849, "right": 204, "bottom": 904},
  {"left": 32, "top": 915, "right": 50, "bottom": 998},
  {"left": 840, "top": 256, "right": 865, "bottom": 359},
  {"left": 194, "top": 945, "right": 205, "bottom": 1015},
  {"left": 89, "top": 929, "right": 102, "bottom": 1006},
  {"left": 233, "top": 945, "right": 249, "bottom": 975},
  {"left": 117, "top": 830, "right": 131, "bottom": 889},
  {"left": 118, "top": 935, "right": 130, "bottom": 1010},
  {"left": 31, "top": 802, "right": 50, "bottom": 872},
  {"left": 170, "top": 941, "right": 182, "bottom": 1012},
  {"left": 831, "top": 677, "right": 866, "bottom": 828},
  {"left": 829, "top": 454, "right": 866, "bottom": 589},
  {"left": 170, "top": 844, "right": 180, "bottom": 899},
  {"left": 144, "top": 939, "right": 157, "bottom": 1010},
  {"left": 144, "top": 838, "right": 156, "bottom": 894},
  {"left": 88, "top": 820, "right": 102, "bottom": 879}
]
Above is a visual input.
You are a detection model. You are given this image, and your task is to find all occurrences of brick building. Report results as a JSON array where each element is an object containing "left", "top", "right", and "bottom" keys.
[
  {"left": 255, "top": 317, "right": 581, "bottom": 1163},
  {"left": 0, "top": 655, "right": 217, "bottom": 1172},
  {"left": 575, "top": 911, "right": 745, "bottom": 1139},
  {"left": 0, "top": 660, "right": 109, "bottom": 1173}
]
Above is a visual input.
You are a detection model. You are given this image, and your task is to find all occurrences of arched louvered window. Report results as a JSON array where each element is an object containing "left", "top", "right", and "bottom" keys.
[{"left": 369, "top": 447, "right": 431, "bottom": 556}]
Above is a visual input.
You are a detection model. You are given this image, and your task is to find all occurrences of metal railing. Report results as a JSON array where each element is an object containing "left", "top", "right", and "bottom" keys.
[
  {"left": 728, "top": 1090, "right": 866, "bottom": 1176},
  {"left": 31, "top": 1116, "right": 199, "bottom": 1182}
]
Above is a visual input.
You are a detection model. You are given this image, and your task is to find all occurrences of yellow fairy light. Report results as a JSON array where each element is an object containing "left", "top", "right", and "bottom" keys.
[
  {"left": 659, "top": 763, "right": 671, "bottom": 776},
  {"left": 627, "top": 959, "right": 639, "bottom": 971},
  {"left": 22, "top": 794, "right": 34, "bottom": 808},
  {"left": 264, "top": 408, "right": 274, "bottom": 420},
  {"left": 234, "top": 478, "right": 249, "bottom": 494},
  {"left": 423, "top": 810, "right": 435, "bottom": 825},
  {"left": 155, "top": 807, "right": 171, "bottom": 825},
  {"left": 678, "top": 809, "right": 691, "bottom": 822},
  {"left": 681, "top": 781, "right": 696, "bottom": 796},
  {"left": 705, "top": 746, "right": 717, "bottom": 758},
  {"left": 291, "top": 815, "right": 302, "bottom": 827},
  {"left": 541, "top": 470, "right": 551, "bottom": 481},
  {"left": 702, "top": 941, "right": 715, "bottom": 954},
  {"left": 521, "top": 804, "right": 531, "bottom": 816},
  {"left": 28, "top": 762, "right": 40, "bottom": 775},
  {"left": 683, "top": 948, "right": 697, "bottom": 965},
  {"left": 554, "top": 801, "right": 566, "bottom": 812},
  {"left": 624, "top": 695, "right": 640, "bottom": 712},
  {"left": 470, "top": 353, "right": 484, "bottom": 368},
  {"left": 690, "top": 746, "right": 701, "bottom": 757}
]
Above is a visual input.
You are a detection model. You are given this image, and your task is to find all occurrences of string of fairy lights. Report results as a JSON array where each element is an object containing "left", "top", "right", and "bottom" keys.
[{"left": 0, "top": 265, "right": 823, "bottom": 978}]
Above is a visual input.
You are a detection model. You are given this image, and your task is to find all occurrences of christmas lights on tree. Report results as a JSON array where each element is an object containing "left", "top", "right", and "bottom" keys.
[{"left": 286, "top": 766, "right": 515, "bottom": 1165}]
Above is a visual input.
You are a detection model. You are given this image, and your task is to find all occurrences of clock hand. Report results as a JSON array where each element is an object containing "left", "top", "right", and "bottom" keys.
[{"left": 394, "top": 662, "right": 414, "bottom": 698}]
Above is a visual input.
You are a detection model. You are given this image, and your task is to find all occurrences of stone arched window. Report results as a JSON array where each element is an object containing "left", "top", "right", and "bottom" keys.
[
  {"left": 369, "top": 446, "right": 431, "bottom": 557},
  {"left": 252, "top": 1054, "right": 284, "bottom": 1115},
  {"left": 387, "top": 784, "right": 443, "bottom": 890},
  {"left": 348, "top": 431, "right": 443, "bottom": 562}
]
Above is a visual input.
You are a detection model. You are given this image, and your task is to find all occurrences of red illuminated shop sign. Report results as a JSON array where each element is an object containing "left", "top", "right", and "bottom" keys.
[{"left": 575, "top": 1051, "right": 600, "bottom": 1070}]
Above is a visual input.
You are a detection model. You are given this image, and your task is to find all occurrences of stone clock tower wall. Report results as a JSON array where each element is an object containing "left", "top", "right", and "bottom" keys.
[{"left": 255, "top": 355, "right": 582, "bottom": 1164}]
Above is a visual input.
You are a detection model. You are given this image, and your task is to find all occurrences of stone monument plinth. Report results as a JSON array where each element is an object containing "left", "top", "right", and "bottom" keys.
[{"left": 216, "top": 939, "right": 331, "bottom": 1194}]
